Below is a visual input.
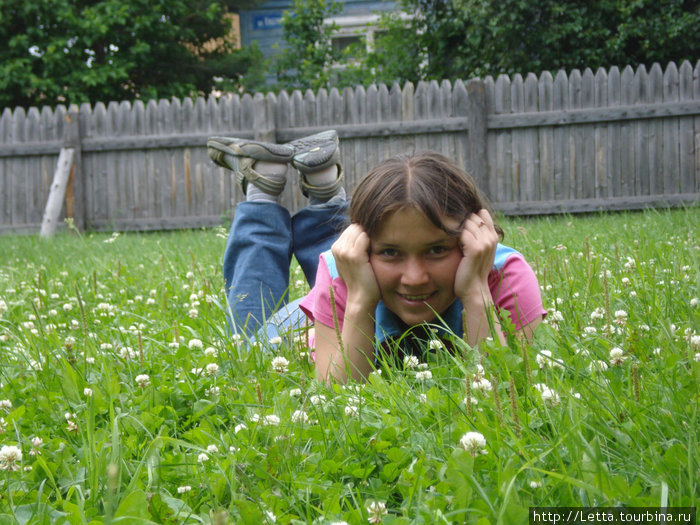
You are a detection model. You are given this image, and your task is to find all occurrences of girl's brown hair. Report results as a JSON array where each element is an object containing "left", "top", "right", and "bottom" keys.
[{"left": 350, "top": 151, "right": 503, "bottom": 239}]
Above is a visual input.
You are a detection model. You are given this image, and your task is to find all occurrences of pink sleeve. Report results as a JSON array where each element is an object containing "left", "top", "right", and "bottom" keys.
[
  {"left": 299, "top": 255, "right": 348, "bottom": 330},
  {"left": 488, "top": 254, "right": 546, "bottom": 331}
]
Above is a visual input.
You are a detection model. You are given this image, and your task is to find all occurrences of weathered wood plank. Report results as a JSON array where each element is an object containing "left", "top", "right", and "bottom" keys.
[
  {"left": 581, "top": 69, "right": 596, "bottom": 199},
  {"left": 605, "top": 67, "right": 619, "bottom": 198},
  {"left": 568, "top": 70, "right": 583, "bottom": 199},
  {"left": 663, "top": 62, "right": 680, "bottom": 193},
  {"left": 538, "top": 71, "right": 554, "bottom": 202},
  {"left": 647, "top": 63, "right": 663, "bottom": 195},
  {"left": 552, "top": 70, "right": 568, "bottom": 201},
  {"left": 492, "top": 75, "right": 512, "bottom": 203},
  {"left": 510, "top": 74, "right": 524, "bottom": 201},
  {"left": 678, "top": 61, "right": 694, "bottom": 194},
  {"left": 620, "top": 66, "right": 635, "bottom": 199},
  {"left": 634, "top": 65, "right": 650, "bottom": 196}
]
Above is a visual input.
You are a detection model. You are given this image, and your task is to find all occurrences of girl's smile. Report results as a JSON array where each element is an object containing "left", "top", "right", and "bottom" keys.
[{"left": 369, "top": 207, "right": 462, "bottom": 326}]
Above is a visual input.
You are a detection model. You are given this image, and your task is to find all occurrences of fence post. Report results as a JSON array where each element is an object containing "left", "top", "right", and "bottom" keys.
[
  {"left": 466, "top": 79, "right": 489, "bottom": 192},
  {"left": 64, "top": 105, "right": 84, "bottom": 231},
  {"left": 253, "top": 92, "right": 276, "bottom": 143}
]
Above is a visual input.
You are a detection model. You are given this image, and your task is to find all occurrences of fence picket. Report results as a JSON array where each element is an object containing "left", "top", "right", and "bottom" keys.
[
  {"left": 663, "top": 62, "right": 680, "bottom": 193},
  {"left": 620, "top": 66, "right": 635, "bottom": 198},
  {"left": 552, "top": 70, "right": 568, "bottom": 201},
  {"left": 649, "top": 63, "right": 664, "bottom": 195},
  {"left": 634, "top": 65, "right": 650, "bottom": 196},
  {"left": 511, "top": 74, "right": 524, "bottom": 202},
  {"left": 581, "top": 69, "right": 595, "bottom": 200},
  {"left": 605, "top": 67, "right": 619, "bottom": 198},
  {"left": 678, "top": 61, "right": 694, "bottom": 194},
  {"left": 539, "top": 71, "right": 554, "bottom": 202}
]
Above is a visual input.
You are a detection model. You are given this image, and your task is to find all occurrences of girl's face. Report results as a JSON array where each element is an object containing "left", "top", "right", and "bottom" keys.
[{"left": 369, "top": 207, "right": 462, "bottom": 326}]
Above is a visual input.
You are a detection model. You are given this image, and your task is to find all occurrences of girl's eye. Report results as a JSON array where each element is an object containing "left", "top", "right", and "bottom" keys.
[
  {"left": 428, "top": 245, "right": 448, "bottom": 255},
  {"left": 379, "top": 248, "right": 399, "bottom": 257}
]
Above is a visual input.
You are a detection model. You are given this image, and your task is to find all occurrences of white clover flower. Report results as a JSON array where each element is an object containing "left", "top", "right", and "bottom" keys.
[
  {"left": 234, "top": 423, "right": 247, "bottom": 433},
  {"left": 205, "top": 386, "right": 220, "bottom": 397},
  {"left": 583, "top": 326, "right": 597, "bottom": 335},
  {"left": 549, "top": 310, "right": 564, "bottom": 322},
  {"left": 118, "top": 347, "right": 137, "bottom": 360},
  {"left": 415, "top": 370, "right": 433, "bottom": 381},
  {"left": 135, "top": 374, "right": 150, "bottom": 388},
  {"left": 471, "top": 377, "right": 492, "bottom": 392},
  {"left": 0, "top": 417, "right": 5, "bottom": 433},
  {"left": 588, "top": 360, "right": 608, "bottom": 372},
  {"left": 418, "top": 393, "right": 428, "bottom": 403},
  {"left": 63, "top": 303, "right": 73, "bottom": 311},
  {"left": 289, "top": 388, "right": 302, "bottom": 398},
  {"left": 344, "top": 405, "right": 359, "bottom": 417},
  {"left": 262, "top": 414, "right": 280, "bottom": 426},
  {"left": 621, "top": 277, "right": 631, "bottom": 286},
  {"left": 0, "top": 400, "right": 12, "bottom": 411},
  {"left": 188, "top": 338, "right": 203, "bottom": 350},
  {"left": 309, "top": 395, "right": 326, "bottom": 406},
  {"left": 28, "top": 436, "right": 42, "bottom": 455},
  {"left": 614, "top": 310, "right": 628, "bottom": 325},
  {"left": 83, "top": 387, "right": 93, "bottom": 397},
  {"left": 291, "top": 409, "right": 310, "bottom": 423},
  {"left": 590, "top": 307, "right": 605, "bottom": 321},
  {"left": 0, "top": 300, "right": 7, "bottom": 315},
  {"left": 188, "top": 309, "right": 198, "bottom": 318},
  {"left": 204, "top": 346, "right": 218, "bottom": 357},
  {"left": 330, "top": 521, "right": 350, "bottom": 525},
  {"left": 403, "top": 355, "right": 420, "bottom": 369},
  {"left": 459, "top": 431, "right": 487, "bottom": 456},
  {"left": 694, "top": 353, "right": 700, "bottom": 362},
  {"left": 536, "top": 350, "right": 563, "bottom": 369},
  {"left": 690, "top": 335, "right": 700, "bottom": 351},
  {"left": 366, "top": 501, "right": 388, "bottom": 524},
  {"left": 609, "top": 347, "right": 627, "bottom": 365},
  {"left": 690, "top": 298, "right": 698, "bottom": 307},
  {"left": 0, "top": 445, "right": 22, "bottom": 471},
  {"left": 268, "top": 336, "right": 283, "bottom": 346},
  {"left": 197, "top": 453, "right": 209, "bottom": 463},
  {"left": 530, "top": 480, "right": 542, "bottom": 488},
  {"left": 428, "top": 338, "right": 443, "bottom": 350},
  {"left": 177, "top": 485, "right": 192, "bottom": 494},
  {"left": 271, "top": 356, "right": 289, "bottom": 373},
  {"left": 205, "top": 363, "right": 219, "bottom": 376},
  {"left": 534, "top": 383, "right": 561, "bottom": 405},
  {"left": 206, "top": 444, "right": 219, "bottom": 454},
  {"left": 190, "top": 367, "right": 204, "bottom": 375}
]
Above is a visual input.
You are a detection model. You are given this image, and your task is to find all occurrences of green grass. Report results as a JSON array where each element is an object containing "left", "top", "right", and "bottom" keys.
[{"left": 0, "top": 208, "right": 698, "bottom": 524}]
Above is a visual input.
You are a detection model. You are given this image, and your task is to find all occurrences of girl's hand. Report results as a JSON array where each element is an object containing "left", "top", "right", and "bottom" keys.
[
  {"left": 454, "top": 209, "right": 498, "bottom": 302},
  {"left": 331, "top": 224, "right": 381, "bottom": 307}
]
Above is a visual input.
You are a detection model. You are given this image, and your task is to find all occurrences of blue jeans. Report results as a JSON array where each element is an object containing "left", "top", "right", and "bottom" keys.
[{"left": 223, "top": 198, "right": 348, "bottom": 341}]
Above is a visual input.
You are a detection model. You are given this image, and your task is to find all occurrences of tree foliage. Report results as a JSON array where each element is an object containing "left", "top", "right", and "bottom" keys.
[
  {"left": 0, "top": 0, "right": 263, "bottom": 109},
  {"left": 274, "top": 0, "right": 343, "bottom": 91},
  {"left": 307, "top": 0, "right": 700, "bottom": 87}
]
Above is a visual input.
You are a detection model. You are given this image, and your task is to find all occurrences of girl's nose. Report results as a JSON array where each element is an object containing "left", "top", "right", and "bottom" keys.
[{"left": 400, "top": 257, "right": 429, "bottom": 286}]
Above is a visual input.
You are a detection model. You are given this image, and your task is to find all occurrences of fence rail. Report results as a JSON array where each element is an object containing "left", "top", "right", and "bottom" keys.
[{"left": 1, "top": 60, "right": 698, "bottom": 234}]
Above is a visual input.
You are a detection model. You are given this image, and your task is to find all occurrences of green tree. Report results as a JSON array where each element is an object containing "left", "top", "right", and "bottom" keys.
[
  {"left": 0, "top": 0, "right": 263, "bottom": 109},
  {"left": 274, "top": 0, "right": 342, "bottom": 91},
  {"left": 340, "top": 0, "right": 700, "bottom": 85}
]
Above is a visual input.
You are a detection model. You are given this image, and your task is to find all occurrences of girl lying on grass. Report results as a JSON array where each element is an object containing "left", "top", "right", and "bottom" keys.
[{"left": 208, "top": 131, "right": 545, "bottom": 384}]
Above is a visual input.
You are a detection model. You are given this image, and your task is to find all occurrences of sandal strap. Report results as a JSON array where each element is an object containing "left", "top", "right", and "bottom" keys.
[
  {"left": 300, "top": 164, "right": 344, "bottom": 199},
  {"left": 231, "top": 156, "right": 287, "bottom": 196}
]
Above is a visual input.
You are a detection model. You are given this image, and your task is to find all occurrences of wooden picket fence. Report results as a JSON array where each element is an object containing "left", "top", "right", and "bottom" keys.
[{"left": 0, "top": 60, "right": 698, "bottom": 234}]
